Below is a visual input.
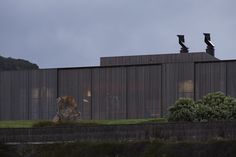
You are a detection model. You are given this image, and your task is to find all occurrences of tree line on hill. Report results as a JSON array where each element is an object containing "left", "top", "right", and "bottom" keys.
[{"left": 0, "top": 55, "right": 39, "bottom": 71}]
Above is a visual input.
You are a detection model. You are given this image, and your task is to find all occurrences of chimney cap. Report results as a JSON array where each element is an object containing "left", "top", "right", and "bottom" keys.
[
  {"left": 203, "top": 33, "right": 215, "bottom": 56},
  {"left": 177, "top": 35, "right": 189, "bottom": 53},
  {"left": 203, "top": 33, "right": 215, "bottom": 47}
]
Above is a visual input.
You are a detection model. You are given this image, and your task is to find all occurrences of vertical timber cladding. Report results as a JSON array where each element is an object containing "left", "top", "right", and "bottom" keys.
[
  {"left": 28, "top": 70, "right": 57, "bottom": 120},
  {"left": 0, "top": 70, "right": 57, "bottom": 120},
  {"left": 58, "top": 69, "right": 92, "bottom": 119},
  {"left": 195, "top": 62, "right": 226, "bottom": 100},
  {"left": 92, "top": 67, "right": 126, "bottom": 120},
  {"left": 10, "top": 71, "right": 29, "bottom": 120},
  {"left": 0, "top": 71, "right": 29, "bottom": 120},
  {"left": 127, "top": 65, "right": 162, "bottom": 119},
  {"left": 0, "top": 71, "right": 15, "bottom": 120},
  {"left": 162, "top": 63, "right": 194, "bottom": 116},
  {"left": 227, "top": 61, "right": 236, "bottom": 97}
]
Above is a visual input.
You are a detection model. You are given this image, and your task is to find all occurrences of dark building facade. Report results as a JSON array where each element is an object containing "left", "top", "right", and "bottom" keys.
[{"left": 1, "top": 51, "right": 235, "bottom": 120}]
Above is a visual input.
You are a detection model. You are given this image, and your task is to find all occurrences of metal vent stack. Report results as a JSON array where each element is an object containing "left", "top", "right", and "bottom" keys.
[
  {"left": 177, "top": 35, "right": 189, "bottom": 53},
  {"left": 204, "top": 33, "right": 215, "bottom": 56}
]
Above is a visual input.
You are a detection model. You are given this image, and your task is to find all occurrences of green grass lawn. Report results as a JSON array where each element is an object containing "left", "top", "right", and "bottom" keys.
[
  {"left": 0, "top": 118, "right": 167, "bottom": 128},
  {"left": 79, "top": 118, "right": 166, "bottom": 125},
  {"left": 0, "top": 120, "right": 40, "bottom": 128}
]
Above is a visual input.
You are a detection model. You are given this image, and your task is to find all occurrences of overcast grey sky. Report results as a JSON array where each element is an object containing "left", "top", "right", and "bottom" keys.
[{"left": 0, "top": 0, "right": 236, "bottom": 68}]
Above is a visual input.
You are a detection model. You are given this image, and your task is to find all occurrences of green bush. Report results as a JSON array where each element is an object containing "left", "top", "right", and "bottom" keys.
[
  {"left": 227, "top": 105, "right": 236, "bottom": 120},
  {"left": 168, "top": 98, "right": 196, "bottom": 122},
  {"left": 195, "top": 102, "right": 212, "bottom": 121},
  {"left": 197, "top": 92, "right": 236, "bottom": 121},
  {"left": 168, "top": 92, "right": 236, "bottom": 122}
]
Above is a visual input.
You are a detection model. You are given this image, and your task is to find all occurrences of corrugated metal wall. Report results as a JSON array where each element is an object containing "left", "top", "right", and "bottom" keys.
[
  {"left": 91, "top": 67, "right": 126, "bottom": 119},
  {"left": 127, "top": 65, "right": 162, "bottom": 118},
  {"left": 195, "top": 62, "right": 226, "bottom": 100},
  {"left": 226, "top": 61, "right": 236, "bottom": 98},
  {"left": 195, "top": 61, "right": 236, "bottom": 100},
  {"left": 162, "top": 63, "right": 194, "bottom": 115},
  {"left": 28, "top": 70, "right": 57, "bottom": 120},
  {"left": 2, "top": 60, "right": 236, "bottom": 120},
  {"left": 0, "top": 72, "right": 11, "bottom": 120},
  {"left": 58, "top": 65, "right": 162, "bottom": 120},
  {"left": 58, "top": 69, "right": 92, "bottom": 119},
  {"left": 0, "top": 70, "right": 57, "bottom": 120}
]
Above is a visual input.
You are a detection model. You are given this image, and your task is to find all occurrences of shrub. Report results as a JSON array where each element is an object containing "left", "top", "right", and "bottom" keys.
[
  {"left": 195, "top": 102, "right": 212, "bottom": 121},
  {"left": 168, "top": 92, "right": 236, "bottom": 122},
  {"left": 168, "top": 98, "right": 196, "bottom": 122},
  {"left": 196, "top": 92, "right": 236, "bottom": 121}
]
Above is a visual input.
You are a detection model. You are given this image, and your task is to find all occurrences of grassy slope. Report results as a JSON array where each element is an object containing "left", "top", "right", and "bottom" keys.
[
  {"left": 0, "top": 118, "right": 167, "bottom": 128},
  {"left": 0, "top": 120, "right": 40, "bottom": 128}
]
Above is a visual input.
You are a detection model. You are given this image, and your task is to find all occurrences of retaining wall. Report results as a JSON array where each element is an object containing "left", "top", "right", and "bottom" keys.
[{"left": 1, "top": 121, "right": 236, "bottom": 144}]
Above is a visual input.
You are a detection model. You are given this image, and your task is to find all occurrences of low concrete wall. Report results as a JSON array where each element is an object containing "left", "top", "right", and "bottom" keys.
[{"left": 1, "top": 121, "right": 236, "bottom": 143}]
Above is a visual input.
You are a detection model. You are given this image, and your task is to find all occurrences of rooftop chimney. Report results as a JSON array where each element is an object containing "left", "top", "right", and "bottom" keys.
[
  {"left": 203, "top": 33, "right": 215, "bottom": 56},
  {"left": 177, "top": 35, "right": 189, "bottom": 53}
]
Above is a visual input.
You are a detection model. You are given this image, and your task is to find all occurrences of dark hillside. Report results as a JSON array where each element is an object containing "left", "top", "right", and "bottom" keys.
[{"left": 0, "top": 55, "right": 39, "bottom": 71}]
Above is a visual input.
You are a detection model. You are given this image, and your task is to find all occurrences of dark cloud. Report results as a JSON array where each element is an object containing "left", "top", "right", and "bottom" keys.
[{"left": 0, "top": 0, "right": 236, "bottom": 68}]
